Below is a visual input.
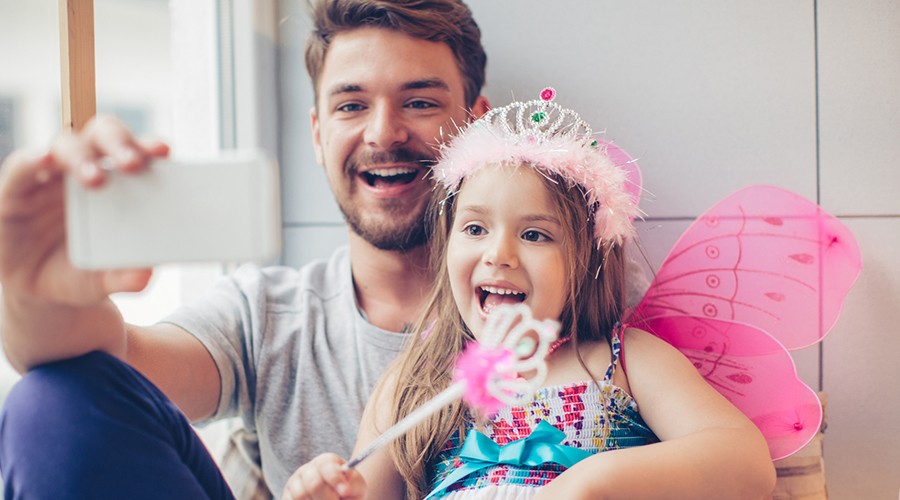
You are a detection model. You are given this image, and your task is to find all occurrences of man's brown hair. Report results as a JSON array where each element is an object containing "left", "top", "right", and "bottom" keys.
[{"left": 305, "top": 0, "right": 487, "bottom": 107}]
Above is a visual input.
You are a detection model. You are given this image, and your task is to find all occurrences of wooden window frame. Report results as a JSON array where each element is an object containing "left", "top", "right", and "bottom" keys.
[{"left": 59, "top": 0, "right": 96, "bottom": 132}]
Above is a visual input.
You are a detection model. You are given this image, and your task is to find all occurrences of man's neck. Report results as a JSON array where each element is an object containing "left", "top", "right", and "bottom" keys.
[{"left": 347, "top": 231, "right": 432, "bottom": 333}]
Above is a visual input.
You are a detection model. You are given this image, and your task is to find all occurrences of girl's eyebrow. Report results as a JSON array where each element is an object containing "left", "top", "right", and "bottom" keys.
[
  {"left": 521, "top": 214, "right": 562, "bottom": 225},
  {"left": 457, "top": 204, "right": 561, "bottom": 225},
  {"left": 456, "top": 204, "right": 490, "bottom": 216}
]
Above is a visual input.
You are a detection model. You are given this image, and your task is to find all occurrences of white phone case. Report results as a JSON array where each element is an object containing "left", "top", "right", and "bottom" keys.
[{"left": 65, "top": 150, "right": 282, "bottom": 269}]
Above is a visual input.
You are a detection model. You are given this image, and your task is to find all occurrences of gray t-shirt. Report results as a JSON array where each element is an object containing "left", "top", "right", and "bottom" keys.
[{"left": 163, "top": 246, "right": 409, "bottom": 494}]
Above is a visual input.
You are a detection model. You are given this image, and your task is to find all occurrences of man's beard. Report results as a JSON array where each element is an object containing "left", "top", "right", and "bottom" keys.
[
  {"left": 340, "top": 148, "right": 433, "bottom": 252},
  {"left": 341, "top": 200, "right": 428, "bottom": 251}
]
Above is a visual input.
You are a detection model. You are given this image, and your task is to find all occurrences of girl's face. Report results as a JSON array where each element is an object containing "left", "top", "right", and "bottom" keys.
[{"left": 447, "top": 164, "right": 568, "bottom": 338}]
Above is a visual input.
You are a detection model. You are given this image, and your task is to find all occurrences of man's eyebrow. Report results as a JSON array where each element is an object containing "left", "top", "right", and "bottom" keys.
[
  {"left": 324, "top": 79, "right": 449, "bottom": 99},
  {"left": 326, "top": 83, "right": 363, "bottom": 98},
  {"left": 401, "top": 78, "right": 450, "bottom": 92}
]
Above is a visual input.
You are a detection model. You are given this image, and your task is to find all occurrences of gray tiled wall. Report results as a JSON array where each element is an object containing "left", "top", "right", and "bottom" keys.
[{"left": 277, "top": 2, "right": 900, "bottom": 497}]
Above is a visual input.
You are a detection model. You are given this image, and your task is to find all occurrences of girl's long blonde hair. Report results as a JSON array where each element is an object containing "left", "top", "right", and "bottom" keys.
[{"left": 388, "top": 166, "right": 628, "bottom": 499}]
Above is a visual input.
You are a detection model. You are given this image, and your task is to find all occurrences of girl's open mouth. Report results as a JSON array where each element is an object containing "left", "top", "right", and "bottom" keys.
[{"left": 478, "top": 285, "right": 526, "bottom": 315}]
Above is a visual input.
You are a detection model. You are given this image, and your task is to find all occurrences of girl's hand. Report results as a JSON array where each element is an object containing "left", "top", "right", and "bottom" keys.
[{"left": 281, "top": 453, "right": 366, "bottom": 500}]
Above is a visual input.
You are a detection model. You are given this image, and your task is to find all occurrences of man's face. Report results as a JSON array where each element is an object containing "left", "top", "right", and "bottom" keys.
[{"left": 311, "top": 27, "right": 476, "bottom": 251}]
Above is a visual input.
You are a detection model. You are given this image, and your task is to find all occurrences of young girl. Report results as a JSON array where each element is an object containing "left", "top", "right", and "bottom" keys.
[{"left": 283, "top": 90, "right": 776, "bottom": 499}]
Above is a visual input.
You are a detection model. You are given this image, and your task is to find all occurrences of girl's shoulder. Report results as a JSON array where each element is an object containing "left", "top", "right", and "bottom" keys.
[
  {"left": 620, "top": 325, "right": 686, "bottom": 359},
  {"left": 612, "top": 326, "right": 701, "bottom": 394},
  {"left": 618, "top": 325, "right": 723, "bottom": 405}
]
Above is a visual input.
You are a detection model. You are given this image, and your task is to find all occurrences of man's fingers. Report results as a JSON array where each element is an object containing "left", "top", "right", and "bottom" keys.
[
  {"left": 0, "top": 150, "right": 60, "bottom": 201},
  {"left": 81, "top": 115, "right": 150, "bottom": 173},
  {"left": 48, "top": 130, "right": 106, "bottom": 186},
  {"left": 47, "top": 116, "right": 170, "bottom": 189},
  {"left": 136, "top": 137, "right": 171, "bottom": 159},
  {"left": 100, "top": 268, "right": 154, "bottom": 295},
  {"left": 1, "top": 117, "right": 171, "bottom": 202}
]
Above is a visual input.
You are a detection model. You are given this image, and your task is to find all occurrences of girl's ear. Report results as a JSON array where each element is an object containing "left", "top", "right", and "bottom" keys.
[{"left": 470, "top": 96, "right": 491, "bottom": 120}]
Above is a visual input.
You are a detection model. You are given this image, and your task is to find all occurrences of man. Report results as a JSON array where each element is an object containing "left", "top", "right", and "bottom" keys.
[{"left": 0, "top": 0, "right": 489, "bottom": 497}]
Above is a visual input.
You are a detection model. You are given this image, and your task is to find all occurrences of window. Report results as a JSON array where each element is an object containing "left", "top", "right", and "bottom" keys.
[{"left": 0, "top": 97, "right": 15, "bottom": 162}]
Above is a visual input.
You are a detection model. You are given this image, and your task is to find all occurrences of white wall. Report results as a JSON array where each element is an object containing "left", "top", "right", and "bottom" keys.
[{"left": 275, "top": 1, "right": 900, "bottom": 497}]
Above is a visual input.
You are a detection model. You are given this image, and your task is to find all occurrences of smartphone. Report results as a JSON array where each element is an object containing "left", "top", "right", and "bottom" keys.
[{"left": 65, "top": 149, "right": 282, "bottom": 269}]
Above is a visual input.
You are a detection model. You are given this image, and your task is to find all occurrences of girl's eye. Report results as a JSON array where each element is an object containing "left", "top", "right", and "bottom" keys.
[
  {"left": 522, "top": 230, "right": 550, "bottom": 242},
  {"left": 464, "top": 224, "right": 485, "bottom": 236}
]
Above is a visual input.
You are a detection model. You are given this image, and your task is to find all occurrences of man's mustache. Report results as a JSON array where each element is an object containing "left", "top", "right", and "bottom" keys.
[{"left": 347, "top": 149, "right": 436, "bottom": 174}]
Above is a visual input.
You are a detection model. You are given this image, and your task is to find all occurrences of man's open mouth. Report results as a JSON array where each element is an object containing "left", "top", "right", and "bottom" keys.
[{"left": 361, "top": 167, "right": 420, "bottom": 188}]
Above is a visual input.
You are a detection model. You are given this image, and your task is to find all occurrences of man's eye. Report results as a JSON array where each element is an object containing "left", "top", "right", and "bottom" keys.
[
  {"left": 336, "top": 103, "right": 365, "bottom": 112},
  {"left": 406, "top": 100, "right": 437, "bottom": 110}
]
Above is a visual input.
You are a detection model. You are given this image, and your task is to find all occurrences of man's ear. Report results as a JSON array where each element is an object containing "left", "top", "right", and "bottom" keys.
[
  {"left": 310, "top": 107, "right": 324, "bottom": 166},
  {"left": 470, "top": 95, "right": 491, "bottom": 120}
]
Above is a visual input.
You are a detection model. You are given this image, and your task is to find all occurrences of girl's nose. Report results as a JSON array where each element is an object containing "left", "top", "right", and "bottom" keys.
[{"left": 482, "top": 235, "right": 519, "bottom": 269}]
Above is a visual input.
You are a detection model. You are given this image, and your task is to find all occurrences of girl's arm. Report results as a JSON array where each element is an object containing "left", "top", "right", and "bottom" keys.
[
  {"left": 353, "top": 367, "right": 407, "bottom": 500},
  {"left": 281, "top": 368, "right": 405, "bottom": 500},
  {"left": 537, "top": 328, "right": 776, "bottom": 500}
]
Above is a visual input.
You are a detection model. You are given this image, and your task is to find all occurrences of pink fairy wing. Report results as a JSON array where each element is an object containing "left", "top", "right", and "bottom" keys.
[
  {"left": 630, "top": 185, "right": 861, "bottom": 350},
  {"left": 628, "top": 185, "right": 861, "bottom": 459},
  {"left": 642, "top": 316, "right": 822, "bottom": 460}
]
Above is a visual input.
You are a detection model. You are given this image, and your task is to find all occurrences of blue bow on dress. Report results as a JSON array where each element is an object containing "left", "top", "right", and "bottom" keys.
[{"left": 425, "top": 420, "right": 592, "bottom": 498}]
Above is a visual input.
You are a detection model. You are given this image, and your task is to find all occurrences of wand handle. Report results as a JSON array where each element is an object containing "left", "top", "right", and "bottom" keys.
[{"left": 344, "top": 382, "right": 466, "bottom": 469}]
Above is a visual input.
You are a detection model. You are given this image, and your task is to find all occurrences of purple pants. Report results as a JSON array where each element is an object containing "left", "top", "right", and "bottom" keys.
[{"left": 0, "top": 351, "right": 234, "bottom": 499}]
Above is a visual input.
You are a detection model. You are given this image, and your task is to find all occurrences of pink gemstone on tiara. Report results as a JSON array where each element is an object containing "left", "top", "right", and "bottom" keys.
[{"left": 540, "top": 87, "right": 556, "bottom": 102}]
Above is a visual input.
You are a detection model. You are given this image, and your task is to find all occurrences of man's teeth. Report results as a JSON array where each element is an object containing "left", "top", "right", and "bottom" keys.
[{"left": 368, "top": 167, "right": 417, "bottom": 177}]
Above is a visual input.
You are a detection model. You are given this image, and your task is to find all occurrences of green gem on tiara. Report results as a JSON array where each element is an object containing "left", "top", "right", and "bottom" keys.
[
  {"left": 531, "top": 111, "right": 546, "bottom": 123},
  {"left": 591, "top": 140, "right": 599, "bottom": 147}
]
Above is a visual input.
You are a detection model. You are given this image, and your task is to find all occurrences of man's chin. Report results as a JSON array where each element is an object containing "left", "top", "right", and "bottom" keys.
[
  {"left": 360, "top": 232, "right": 427, "bottom": 252},
  {"left": 346, "top": 218, "right": 428, "bottom": 252}
]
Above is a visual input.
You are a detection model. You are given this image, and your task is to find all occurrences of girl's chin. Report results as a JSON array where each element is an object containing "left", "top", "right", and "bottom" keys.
[{"left": 462, "top": 318, "right": 484, "bottom": 340}]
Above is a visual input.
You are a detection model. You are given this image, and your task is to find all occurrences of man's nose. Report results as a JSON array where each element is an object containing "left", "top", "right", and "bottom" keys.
[{"left": 363, "top": 103, "right": 409, "bottom": 149}]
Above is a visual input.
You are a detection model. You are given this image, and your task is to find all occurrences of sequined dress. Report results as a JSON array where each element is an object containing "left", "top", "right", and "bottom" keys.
[{"left": 427, "top": 331, "right": 659, "bottom": 499}]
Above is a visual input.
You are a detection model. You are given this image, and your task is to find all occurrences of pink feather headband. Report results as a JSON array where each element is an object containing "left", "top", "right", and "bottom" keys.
[{"left": 433, "top": 87, "right": 642, "bottom": 246}]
